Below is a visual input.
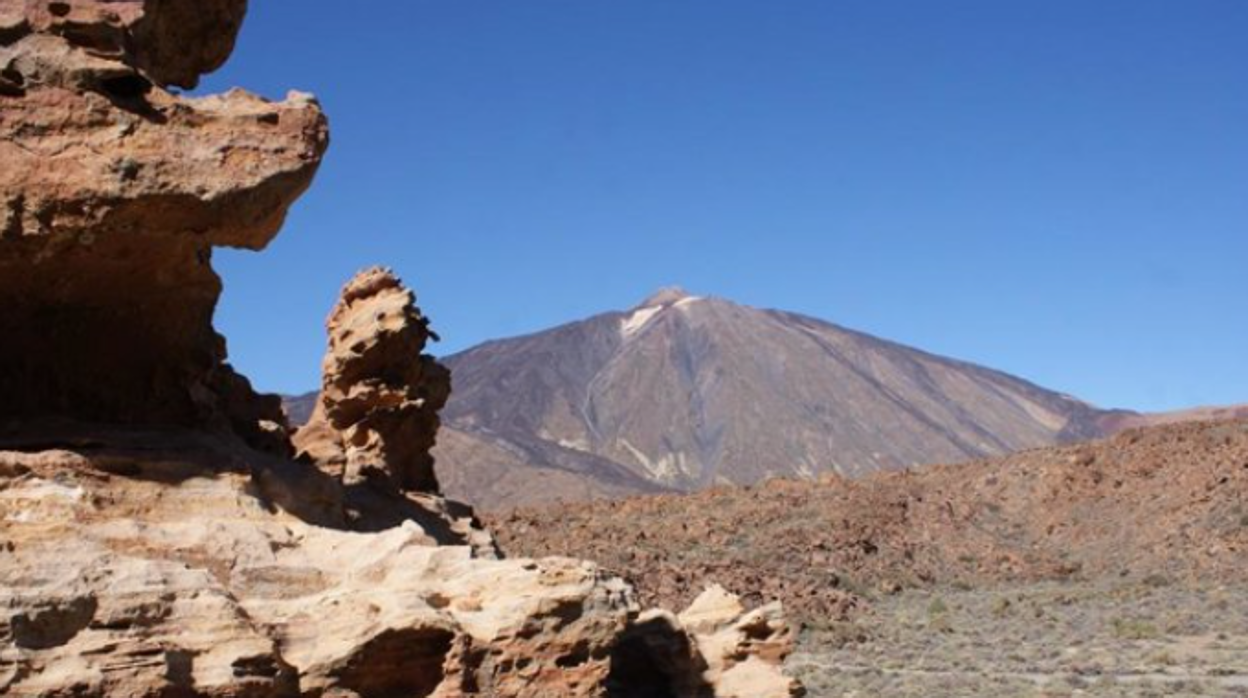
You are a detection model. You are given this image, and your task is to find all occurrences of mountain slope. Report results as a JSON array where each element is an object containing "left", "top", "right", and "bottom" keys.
[{"left": 431, "top": 288, "right": 1110, "bottom": 508}]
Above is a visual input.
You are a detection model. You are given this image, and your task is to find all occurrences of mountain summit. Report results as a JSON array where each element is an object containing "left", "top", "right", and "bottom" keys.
[
  {"left": 634, "top": 286, "right": 695, "bottom": 308},
  {"left": 431, "top": 290, "right": 1109, "bottom": 509}
]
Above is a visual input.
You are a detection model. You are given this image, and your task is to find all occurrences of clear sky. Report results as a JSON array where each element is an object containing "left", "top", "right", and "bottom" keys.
[{"left": 199, "top": 1, "right": 1247, "bottom": 412}]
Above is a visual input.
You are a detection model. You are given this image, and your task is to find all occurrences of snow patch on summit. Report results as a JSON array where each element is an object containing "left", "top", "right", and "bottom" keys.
[{"left": 621, "top": 305, "right": 664, "bottom": 338}]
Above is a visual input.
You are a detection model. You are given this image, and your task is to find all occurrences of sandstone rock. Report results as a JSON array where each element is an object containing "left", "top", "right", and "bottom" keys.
[
  {"left": 0, "top": 441, "right": 637, "bottom": 697},
  {"left": 606, "top": 587, "right": 801, "bottom": 698},
  {"left": 0, "top": 0, "right": 327, "bottom": 449},
  {"left": 2, "top": 0, "right": 246, "bottom": 89},
  {"left": 0, "top": 427, "right": 802, "bottom": 697},
  {"left": 295, "top": 268, "right": 451, "bottom": 494},
  {"left": 679, "top": 586, "right": 802, "bottom": 698}
]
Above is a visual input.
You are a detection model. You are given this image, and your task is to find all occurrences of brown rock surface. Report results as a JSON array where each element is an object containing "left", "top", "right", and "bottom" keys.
[
  {"left": 0, "top": 0, "right": 327, "bottom": 448},
  {"left": 494, "top": 418, "right": 1248, "bottom": 622},
  {"left": 1098, "top": 403, "right": 1248, "bottom": 434},
  {"left": 2, "top": 0, "right": 245, "bottom": 89},
  {"left": 295, "top": 267, "right": 452, "bottom": 494}
]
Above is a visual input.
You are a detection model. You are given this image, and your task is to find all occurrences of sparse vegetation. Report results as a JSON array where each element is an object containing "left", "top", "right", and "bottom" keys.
[
  {"left": 1111, "top": 617, "right": 1161, "bottom": 641},
  {"left": 791, "top": 581, "right": 1248, "bottom": 697}
]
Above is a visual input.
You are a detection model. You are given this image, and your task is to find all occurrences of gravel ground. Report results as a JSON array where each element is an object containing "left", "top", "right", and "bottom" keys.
[{"left": 791, "top": 580, "right": 1248, "bottom": 697}]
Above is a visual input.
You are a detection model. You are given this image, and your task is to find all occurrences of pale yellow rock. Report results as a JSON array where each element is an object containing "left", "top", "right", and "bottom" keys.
[
  {"left": 717, "top": 656, "right": 798, "bottom": 698},
  {"left": 679, "top": 586, "right": 804, "bottom": 698},
  {"left": 678, "top": 583, "right": 746, "bottom": 634},
  {"left": 0, "top": 441, "right": 635, "bottom": 697}
]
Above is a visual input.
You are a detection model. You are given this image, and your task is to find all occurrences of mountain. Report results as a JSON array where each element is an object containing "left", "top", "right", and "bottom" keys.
[
  {"left": 418, "top": 288, "right": 1123, "bottom": 508},
  {"left": 283, "top": 289, "right": 1243, "bottom": 511}
]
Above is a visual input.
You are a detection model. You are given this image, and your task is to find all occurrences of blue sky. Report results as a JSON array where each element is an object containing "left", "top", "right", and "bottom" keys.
[{"left": 200, "top": 1, "right": 1247, "bottom": 411}]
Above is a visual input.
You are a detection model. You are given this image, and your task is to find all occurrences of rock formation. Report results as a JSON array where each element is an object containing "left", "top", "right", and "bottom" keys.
[
  {"left": 0, "top": 0, "right": 327, "bottom": 451},
  {"left": 0, "top": 2, "right": 800, "bottom": 696},
  {"left": 0, "top": 436, "right": 641, "bottom": 697},
  {"left": 612, "top": 586, "right": 800, "bottom": 698},
  {"left": 295, "top": 267, "right": 451, "bottom": 494}
]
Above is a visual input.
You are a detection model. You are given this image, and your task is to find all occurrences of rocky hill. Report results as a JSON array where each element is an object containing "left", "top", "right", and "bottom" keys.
[
  {"left": 0, "top": 3, "right": 798, "bottom": 696},
  {"left": 1094, "top": 403, "right": 1248, "bottom": 433},
  {"left": 493, "top": 418, "right": 1248, "bottom": 622}
]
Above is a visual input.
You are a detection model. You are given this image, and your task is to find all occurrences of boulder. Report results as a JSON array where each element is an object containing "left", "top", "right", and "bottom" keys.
[{"left": 678, "top": 586, "right": 802, "bottom": 698}]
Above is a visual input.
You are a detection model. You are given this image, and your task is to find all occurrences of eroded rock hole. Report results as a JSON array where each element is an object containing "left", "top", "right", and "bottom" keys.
[
  {"left": 606, "top": 616, "right": 713, "bottom": 698},
  {"left": 11, "top": 596, "right": 98, "bottom": 650},
  {"left": 0, "top": 68, "right": 25, "bottom": 97},
  {"left": 556, "top": 640, "right": 591, "bottom": 668},
  {"left": 100, "top": 73, "right": 152, "bottom": 101},
  {"left": 333, "top": 627, "right": 454, "bottom": 698}
]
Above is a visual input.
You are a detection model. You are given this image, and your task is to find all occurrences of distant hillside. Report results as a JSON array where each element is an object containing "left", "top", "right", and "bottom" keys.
[
  {"left": 283, "top": 392, "right": 318, "bottom": 426},
  {"left": 494, "top": 418, "right": 1248, "bottom": 619},
  {"left": 1094, "top": 404, "right": 1248, "bottom": 433}
]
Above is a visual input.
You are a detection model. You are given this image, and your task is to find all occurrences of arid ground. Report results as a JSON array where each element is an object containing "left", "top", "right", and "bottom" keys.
[
  {"left": 793, "top": 580, "right": 1248, "bottom": 697},
  {"left": 493, "top": 418, "right": 1248, "bottom": 696}
]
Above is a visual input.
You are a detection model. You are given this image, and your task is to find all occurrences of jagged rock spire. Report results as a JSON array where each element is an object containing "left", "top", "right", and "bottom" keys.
[{"left": 297, "top": 267, "right": 452, "bottom": 493}]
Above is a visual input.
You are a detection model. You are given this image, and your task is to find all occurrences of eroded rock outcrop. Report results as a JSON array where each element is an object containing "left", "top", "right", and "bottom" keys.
[
  {"left": 0, "top": 0, "right": 326, "bottom": 449},
  {"left": 0, "top": 440, "right": 638, "bottom": 697},
  {"left": 608, "top": 586, "right": 801, "bottom": 698},
  {"left": 2, "top": 0, "right": 246, "bottom": 90},
  {"left": 0, "top": 2, "right": 800, "bottom": 696},
  {"left": 677, "top": 586, "right": 801, "bottom": 698},
  {"left": 295, "top": 267, "right": 451, "bottom": 494}
]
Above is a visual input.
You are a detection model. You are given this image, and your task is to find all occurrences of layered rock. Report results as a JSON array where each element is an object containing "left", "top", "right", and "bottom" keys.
[
  {"left": 0, "top": 438, "right": 638, "bottom": 697},
  {"left": 295, "top": 268, "right": 451, "bottom": 494},
  {"left": 610, "top": 586, "right": 801, "bottom": 698},
  {"left": 0, "top": 2, "right": 800, "bottom": 695},
  {"left": 1, "top": 0, "right": 246, "bottom": 90},
  {"left": 0, "top": 0, "right": 326, "bottom": 448}
]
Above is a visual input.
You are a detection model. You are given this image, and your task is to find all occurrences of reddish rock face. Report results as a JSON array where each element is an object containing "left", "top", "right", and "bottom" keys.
[
  {"left": 2, "top": 0, "right": 246, "bottom": 89},
  {"left": 0, "top": 0, "right": 327, "bottom": 445},
  {"left": 295, "top": 268, "right": 452, "bottom": 494}
]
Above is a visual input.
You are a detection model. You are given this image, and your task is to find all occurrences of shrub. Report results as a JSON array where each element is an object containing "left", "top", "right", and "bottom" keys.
[{"left": 1111, "top": 617, "right": 1161, "bottom": 641}]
